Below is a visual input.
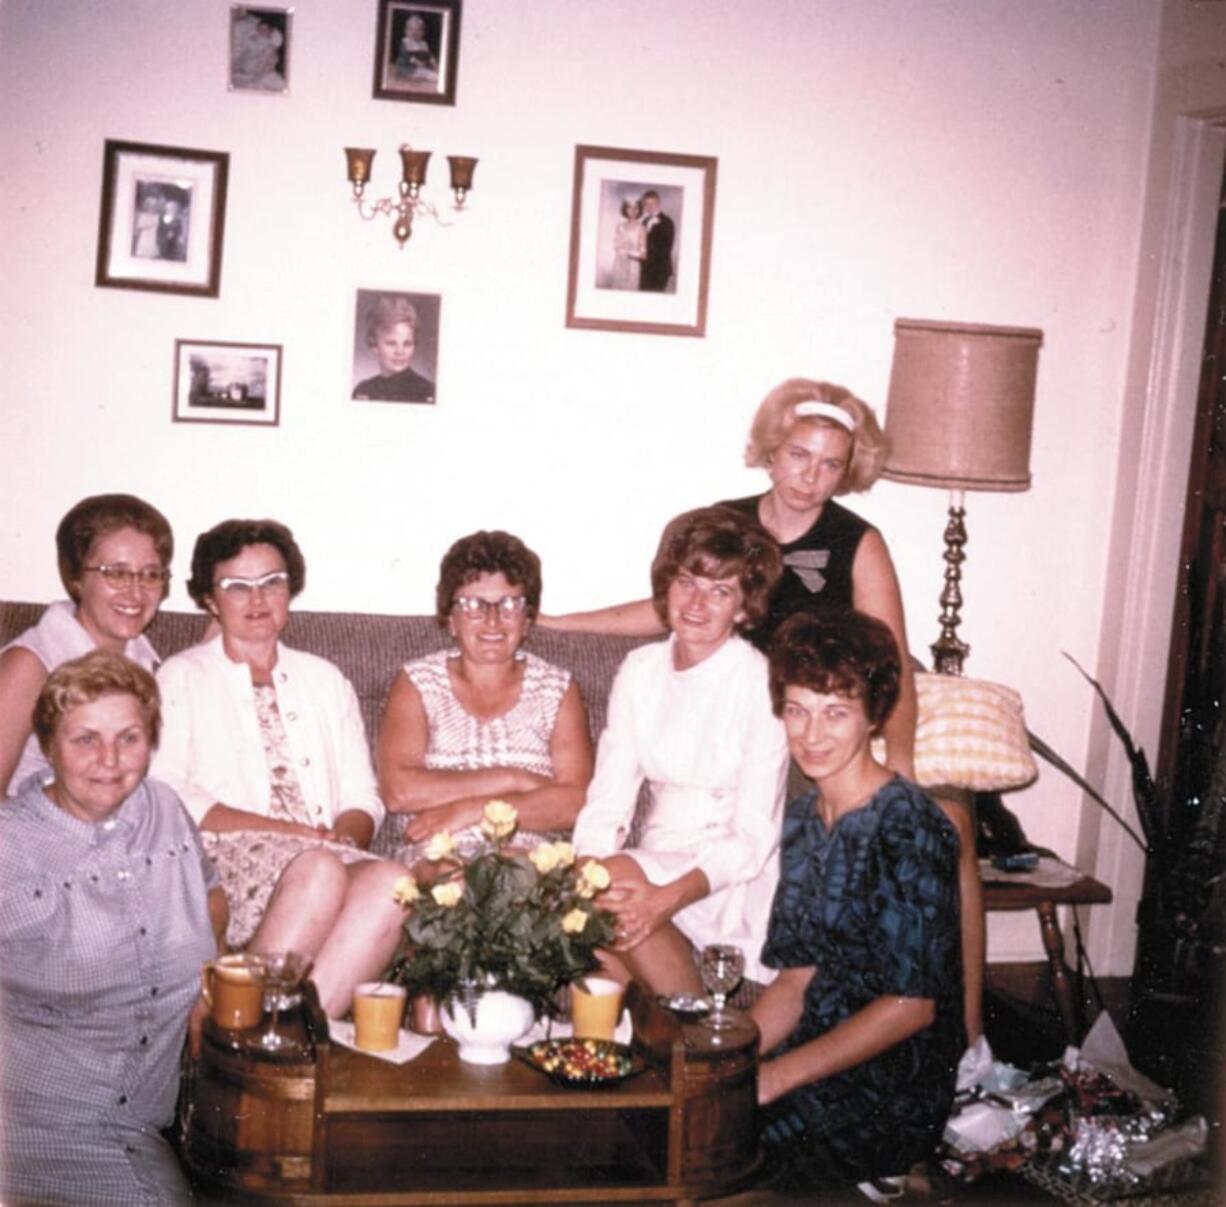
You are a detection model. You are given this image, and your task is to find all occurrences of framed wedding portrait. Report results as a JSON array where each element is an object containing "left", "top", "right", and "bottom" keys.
[
  {"left": 372, "top": 0, "right": 461, "bottom": 106},
  {"left": 228, "top": 5, "right": 292, "bottom": 94},
  {"left": 566, "top": 144, "right": 718, "bottom": 338},
  {"left": 172, "top": 339, "right": 282, "bottom": 427},
  {"left": 96, "top": 140, "right": 229, "bottom": 297}
]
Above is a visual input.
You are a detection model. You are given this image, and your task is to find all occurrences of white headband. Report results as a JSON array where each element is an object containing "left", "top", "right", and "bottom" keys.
[{"left": 793, "top": 401, "right": 855, "bottom": 432}]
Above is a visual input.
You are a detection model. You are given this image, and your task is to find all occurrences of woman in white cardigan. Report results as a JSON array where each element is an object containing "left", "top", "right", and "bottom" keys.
[{"left": 152, "top": 518, "right": 404, "bottom": 1017}]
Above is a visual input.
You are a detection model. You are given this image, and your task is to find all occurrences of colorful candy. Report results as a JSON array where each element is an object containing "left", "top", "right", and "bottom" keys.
[{"left": 527, "top": 1038, "right": 634, "bottom": 1083}]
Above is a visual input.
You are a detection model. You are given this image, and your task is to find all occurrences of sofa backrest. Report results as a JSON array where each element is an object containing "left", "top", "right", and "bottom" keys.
[{"left": 0, "top": 602, "right": 651, "bottom": 750}]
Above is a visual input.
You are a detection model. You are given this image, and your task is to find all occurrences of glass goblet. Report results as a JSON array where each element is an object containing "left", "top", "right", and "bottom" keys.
[
  {"left": 699, "top": 943, "right": 745, "bottom": 1032},
  {"left": 256, "top": 950, "right": 310, "bottom": 1052}
]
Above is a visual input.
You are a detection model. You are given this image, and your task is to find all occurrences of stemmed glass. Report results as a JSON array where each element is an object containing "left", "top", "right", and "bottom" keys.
[
  {"left": 699, "top": 943, "right": 745, "bottom": 1032},
  {"left": 257, "top": 951, "right": 310, "bottom": 1052}
]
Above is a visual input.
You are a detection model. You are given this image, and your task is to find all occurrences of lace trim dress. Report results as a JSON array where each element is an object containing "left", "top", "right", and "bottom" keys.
[
  {"left": 377, "top": 649, "right": 571, "bottom": 864},
  {"left": 205, "top": 682, "right": 375, "bottom": 948}
]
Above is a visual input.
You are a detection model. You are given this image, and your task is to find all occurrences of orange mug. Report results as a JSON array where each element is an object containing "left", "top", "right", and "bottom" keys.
[{"left": 202, "top": 954, "right": 266, "bottom": 1030}]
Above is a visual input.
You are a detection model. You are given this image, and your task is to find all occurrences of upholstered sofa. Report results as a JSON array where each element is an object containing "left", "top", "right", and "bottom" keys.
[
  {"left": 0, "top": 602, "right": 650, "bottom": 768},
  {"left": 1, "top": 600, "right": 1037, "bottom": 800}
]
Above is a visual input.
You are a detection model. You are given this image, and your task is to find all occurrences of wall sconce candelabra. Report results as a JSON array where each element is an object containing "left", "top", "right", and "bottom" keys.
[
  {"left": 882, "top": 318, "right": 1043, "bottom": 676},
  {"left": 344, "top": 145, "right": 477, "bottom": 249}
]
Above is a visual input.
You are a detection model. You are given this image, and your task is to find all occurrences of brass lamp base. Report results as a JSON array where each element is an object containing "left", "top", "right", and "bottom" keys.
[{"left": 931, "top": 497, "right": 969, "bottom": 676}]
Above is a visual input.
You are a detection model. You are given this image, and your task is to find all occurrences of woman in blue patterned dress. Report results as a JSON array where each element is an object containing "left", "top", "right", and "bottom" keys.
[{"left": 751, "top": 611, "right": 964, "bottom": 1191}]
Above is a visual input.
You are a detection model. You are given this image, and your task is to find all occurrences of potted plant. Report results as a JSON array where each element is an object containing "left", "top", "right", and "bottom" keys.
[
  {"left": 389, "top": 800, "right": 617, "bottom": 1063},
  {"left": 1032, "top": 656, "right": 1224, "bottom": 1004}
]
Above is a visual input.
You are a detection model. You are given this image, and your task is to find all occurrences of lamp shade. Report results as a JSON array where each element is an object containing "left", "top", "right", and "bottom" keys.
[{"left": 882, "top": 319, "right": 1042, "bottom": 493}]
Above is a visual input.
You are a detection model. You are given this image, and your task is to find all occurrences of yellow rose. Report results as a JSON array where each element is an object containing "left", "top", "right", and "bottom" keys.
[
  {"left": 530, "top": 844, "right": 561, "bottom": 875},
  {"left": 391, "top": 875, "right": 420, "bottom": 907},
  {"left": 576, "top": 859, "right": 611, "bottom": 899},
  {"left": 551, "top": 841, "right": 575, "bottom": 868},
  {"left": 431, "top": 882, "right": 463, "bottom": 908},
  {"left": 424, "top": 831, "right": 455, "bottom": 861},
  {"left": 480, "top": 799, "right": 518, "bottom": 841},
  {"left": 561, "top": 908, "right": 588, "bottom": 935}
]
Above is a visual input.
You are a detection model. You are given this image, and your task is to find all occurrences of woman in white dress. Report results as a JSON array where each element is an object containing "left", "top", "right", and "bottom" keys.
[
  {"left": 572, "top": 506, "right": 789, "bottom": 993},
  {"left": 377, "top": 530, "right": 593, "bottom": 866},
  {"left": 152, "top": 518, "right": 405, "bottom": 1018},
  {"left": 610, "top": 198, "right": 646, "bottom": 290}
]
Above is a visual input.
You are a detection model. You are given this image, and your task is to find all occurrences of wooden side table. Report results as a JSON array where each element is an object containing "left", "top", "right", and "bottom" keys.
[{"left": 981, "top": 857, "right": 1112, "bottom": 1044}]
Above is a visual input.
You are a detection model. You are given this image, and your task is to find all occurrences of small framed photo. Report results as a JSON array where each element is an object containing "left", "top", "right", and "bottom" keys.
[
  {"left": 229, "top": 6, "right": 292, "bottom": 94},
  {"left": 372, "top": 0, "right": 461, "bottom": 106},
  {"left": 96, "top": 140, "right": 229, "bottom": 298},
  {"left": 566, "top": 145, "right": 718, "bottom": 338},
  {"left": 351, "top": 287, "right": 441, "bottom": 405},
  {"left": 173, "top": 340, "right": 282, "bottom": 426}
]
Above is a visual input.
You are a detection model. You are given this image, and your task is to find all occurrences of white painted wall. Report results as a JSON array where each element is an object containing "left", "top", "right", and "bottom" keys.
[{"left": 3, "top": 0, "right": 1221, "bottom": 970}]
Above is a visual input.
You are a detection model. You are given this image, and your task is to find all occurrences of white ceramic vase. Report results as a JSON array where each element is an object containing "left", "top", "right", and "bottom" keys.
[{"left": 440, "top": 989, "right": 535, "bottom": 1065}]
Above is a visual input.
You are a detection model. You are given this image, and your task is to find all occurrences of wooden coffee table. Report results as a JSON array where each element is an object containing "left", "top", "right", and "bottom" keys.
[{"left": 179, "top": 985, "right": 762, "bottom": 1205}]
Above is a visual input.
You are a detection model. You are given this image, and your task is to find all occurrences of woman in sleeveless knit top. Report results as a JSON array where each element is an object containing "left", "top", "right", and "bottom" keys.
[{"left": 376, "top": 530, "right": 593, "bottom": 868}]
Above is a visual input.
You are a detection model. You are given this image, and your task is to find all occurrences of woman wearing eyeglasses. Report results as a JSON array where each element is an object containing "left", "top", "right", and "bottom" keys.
[
  {"left": 376, "top": 530, "right": 593, "bottom": 867},
  {"left": 150, "top": 518, "right": 405, "bottom": 1017},
  {"left": 0, "top": 493, "right": 174, "bottom": 797}
]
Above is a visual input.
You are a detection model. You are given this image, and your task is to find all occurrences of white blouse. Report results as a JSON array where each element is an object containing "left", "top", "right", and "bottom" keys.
[{"left": 573, "top": 635, "right": 788, "bottom": 982}]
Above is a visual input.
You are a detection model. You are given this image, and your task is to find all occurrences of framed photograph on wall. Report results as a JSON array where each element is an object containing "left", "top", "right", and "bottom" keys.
[
  {"left": 372, "top": 0, "right": 460, "bottom": 106},
  {"left": 96, "top": 140, "right": 229, "bottom": 297},
  {"left": 351, "top": 287, "right": 440, "bottom": 405},
  {"left": 173, "top": 340, "right": 282, "bottom": 426},
  {"left": 229, "top": 5, "right": 292, "bottom": 94},
  {"left": 566, "top": 144, "right": 718, "bottom": 338}
]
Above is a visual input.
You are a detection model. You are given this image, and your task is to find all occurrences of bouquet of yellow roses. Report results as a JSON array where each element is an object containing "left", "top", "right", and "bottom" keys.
[{"left": 389, "top": 800, "right": 616, "bottom": 1019}]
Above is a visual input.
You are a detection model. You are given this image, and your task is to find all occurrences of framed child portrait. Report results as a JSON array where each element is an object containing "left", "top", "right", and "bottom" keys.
[
  {"left": 565, "top": 145, "right": 718, "bottom": 338},
  {"left": 96, "top": 140, "right": 229, "bottom": 298},
  {"left": 372, "top": 0, "right": 461, "bottom": 106}
]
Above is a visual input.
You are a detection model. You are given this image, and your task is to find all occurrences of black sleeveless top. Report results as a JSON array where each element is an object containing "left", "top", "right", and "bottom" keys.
[{"left": 717, "top": 494, "right": 871, "bottom": 648}]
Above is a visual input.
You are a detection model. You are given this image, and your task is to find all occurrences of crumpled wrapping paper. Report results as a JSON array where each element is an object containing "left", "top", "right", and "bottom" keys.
[
  {"left": 944, "top": 1013, "right": 1209, "bottom": 1192},
  {"left": 943, "top": 1035, "right": 1062, "bottom": 1154}
]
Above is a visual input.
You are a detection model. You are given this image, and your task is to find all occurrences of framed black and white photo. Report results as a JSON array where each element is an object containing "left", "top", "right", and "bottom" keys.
[
  {"left": 566, "top": 145, "right": 718, "bottom": 338},
  {"left": 372, "top": 0, "right": 460, "bottom": 106},
  {"left": 96, "top": 141, "right": 229, "bottom": 297},
  {"left": 351, "top": 287, "right": 440, "bottom": 405},
  {"left": 229, "top": 6, "right": 292, "bottom": 94},
  {"left": 173, "top": 340, "right": 282, "bottom": 426}
]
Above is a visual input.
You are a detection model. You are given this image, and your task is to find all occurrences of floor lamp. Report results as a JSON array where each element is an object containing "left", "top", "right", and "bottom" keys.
[{"left": 882, "top": 318, "right": 1043, "bottom": 676}]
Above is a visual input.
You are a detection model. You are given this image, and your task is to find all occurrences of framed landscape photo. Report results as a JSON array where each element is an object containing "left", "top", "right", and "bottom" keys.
[
  {"left": 351, "top": 287, "right": 441, "bottom": 405},
  {"left": 229, "top": 5, "right": 292, "bottom": 94},
  {"left": 173, "top": 339, "right": 282, "bottom": 426},
  {"left": 372, "top": 0, "right": 460, "bottom": 106},
  {"left": 566, "top": 145, "right": 718, "bottom": 338},
  {"left": 96, "top": 140, "right": 229, "bottom": 297}
]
